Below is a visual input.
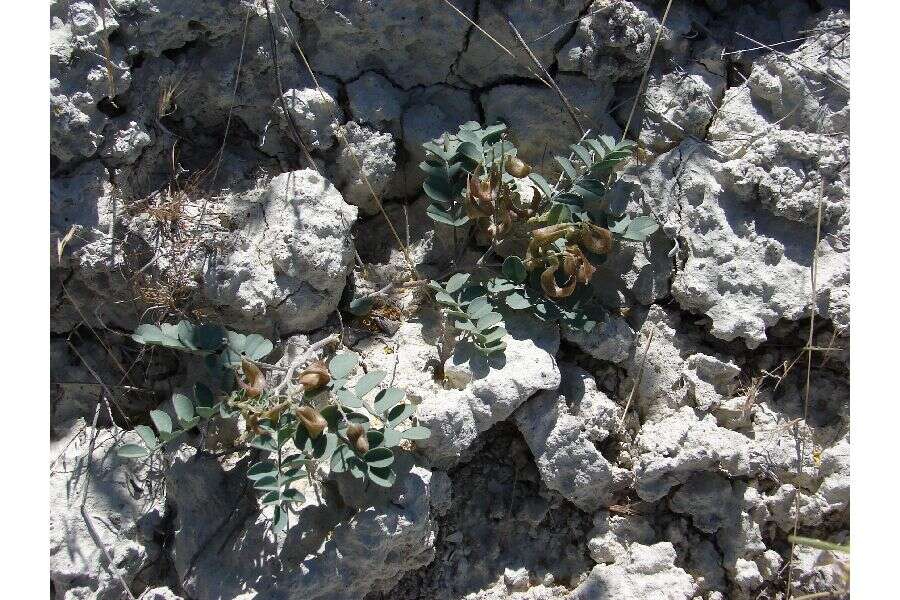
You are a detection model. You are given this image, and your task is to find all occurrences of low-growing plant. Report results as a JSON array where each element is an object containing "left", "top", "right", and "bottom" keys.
[
  {"left": 119, "top": 320, "right": 430, "bottom": 532},
  {"left": 421, "top": 122, "right": 659, "bottom": 355}
]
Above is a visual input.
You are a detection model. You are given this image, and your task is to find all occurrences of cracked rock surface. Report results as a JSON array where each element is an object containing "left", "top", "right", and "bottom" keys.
[{"left": 50, "top": 1, "right": 850, "bottom": 599}]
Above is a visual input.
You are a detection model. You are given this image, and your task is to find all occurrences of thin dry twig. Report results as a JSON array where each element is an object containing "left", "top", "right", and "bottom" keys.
[
  {"left": 619, "top": 328, "right": 656, "bottom": 430},
  {"left": 209, "top": 7, "right": 251, "bottom": 188},
  {"left": 621, "top": 0, "right": 675, "bottom": 143},
  {"left": 263, "top": 1, "right": 318, "bottom": 171},
  {"left": 504, "top": 18, "right": 587, "bottom": 135},
  {"left": 438, "top": 0, "right": 582, "bottom": 118},
  {"left": 270, "top": 0, "right": 420, "bottom": 279},
  {"left": 79, "top": 405, "right": 139, "bottom": 600},
  {"left": 97, "top": 0, "right": 118, "bottom": 104},
  {"left": 62, "top": 283, "right": 135, "bottom": 388},
  {"left": 785, "top": 109, "right": 827, "bottom": 599},
  {"left": 733, "top": 31, "right": 849, "bottom": 93},
  {"left": 720, "top": 34, "right": 817, "bottom": 57},
  {"left": 66, "top": 332, "right": 132, "bottom": 428}
]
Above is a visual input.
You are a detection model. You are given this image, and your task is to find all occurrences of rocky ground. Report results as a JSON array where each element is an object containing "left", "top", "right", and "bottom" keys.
[{"left": 50, "top": 1, "right": 849, "bottom": 599}]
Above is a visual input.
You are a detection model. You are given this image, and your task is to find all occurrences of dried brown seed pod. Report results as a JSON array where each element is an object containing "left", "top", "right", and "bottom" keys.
[
  {"left": 562, "top": 253, "right": 577, "bottom": 278},
  {"left": 577, "top": 254, "right": 596, "bottom": 283},
  {"left": 531, "top": 223, "right": 572, "bottom": 247},
  {"left": 579, "top": 224, "right": 613, "bottom": 255},
  {"left": 297, "top": 362, "right": 330, "bottom": 390},
  {"left": 263, "top": 401, "right": 290, "bottom": 424},
  {"left": 505, "top": 156, "right": 531, "bottom": 178},
  {"left": 245, "top": 412, "right": 261, "bottom": 434},
  {"left": 295, "top": 406, "right": 327, "bottom": 439},
  {"left": 468, "top": 176, "right": 493, "bottom": 201},
  {"left": 238, "top": 358, "right": 266, "bottom": 398},
  {"left": 566, "top": 245, "right": 596, "bottom": 284},
  {"left": 492, "top": 210, "right": 513, "bottom": 238},
  {"left": 540, "top": 261, "right": 576, "bottom": 299},
  {"left": 346, "top": 423, "right": 369, "bottom": 454},
  {"left": 527, "top": 223, "right": 573, "bottom": 264},
  {"left": 474, "top": 195, "right": 495, "bottom": 215}
]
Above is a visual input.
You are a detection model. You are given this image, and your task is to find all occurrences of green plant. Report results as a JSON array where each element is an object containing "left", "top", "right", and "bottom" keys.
[
  {"left": 116, "top": 382, "right": 222, "bottom": 458},
  {"left": 421, "top": 123, "right": 659, "bottom": 355},
  {"left": 428, "top": 273, "right": 507, "bottom": 355},
  {"left": 132, "top": 320, "right": 273, "bottom": 369},
  {"left": 118, "top": 320, "right": 430, "bottom": 533}
]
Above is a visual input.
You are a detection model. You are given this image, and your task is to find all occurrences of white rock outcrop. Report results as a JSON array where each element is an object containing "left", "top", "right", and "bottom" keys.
[
  {"left": 634, "top": 407, "right": 750, "bottom": 501},
  {"left": 48, "top": 2, "right": 851, "bottom": 599},
  {"left": 571, "top": 542, "right": 696, "bottom": 600},
  {"left": 274, "top": 88, "right": 341, "bottom": 151},
  {"left": 50, "top": 421, "right": 164, "bottom": 599},
  {"left": 333, "top": 122, "right": 396, "bottom": 215},
  {"left": 205, "top": 169, "right": 358, "bottom": 333},
  {"left": 357, "top": 311, "right": 561, "bottom": 469},
  {"left": 167, "top": 447, "right": 436, "bottom": 600},
  {"left": 514, "top": 364, "right": 629, "bottom": 511}
]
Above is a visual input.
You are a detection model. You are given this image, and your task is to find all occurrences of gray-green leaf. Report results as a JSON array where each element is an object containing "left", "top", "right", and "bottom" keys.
[
  {"left": 445, "top": 273, "right": 471, "bottom": 294},
  {"left": 329, "top": 352, "right": 359, "bottom": 379},
  {"left": 476, "top": 312, "right": 503, "bottom": 331},
  {"left": 374, "top": 387, "right": 405, "bottom": 413},
  {"left": 150, "top": 410, "right": 173, "bottom": 435},
  {"left": 502, "top": 256, "right": 527, "bottom": 283},
  {"left": 401, "top": 426, "right": 432, "bottom": 441},
  {"left": 134, "top": 425, "right": 158, "bottom": 448},
  {"left": 363, "top": 447, "right": 394, "bottom": 468},
  {"left": 355, "top": 371, "right": 386, "bottom": 398},
  {"left": 117, "top": 444, "right": 150, "bottom": 459},
  {"left": 172, "top": 393, "right": 194, "bottom": 423}
]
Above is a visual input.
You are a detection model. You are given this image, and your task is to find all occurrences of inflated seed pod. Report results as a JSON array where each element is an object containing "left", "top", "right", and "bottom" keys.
[
  {"left": 297, "top": 362, "right": 330, "bottom": 390},
  {"left": 238, "top": 358, "right": 266, "bottom": 398},
  {"left": 245, "top": 412, "right": 261, "bottom": 434},
  {"left": 579, "top": 224, "right": 613, "bottom": 255},
  {"left": 505, "top": 156, "right": 531, "bottom": 178},
  {"left": 530, "top": 223, "right": 572, "bottom": 247},
  {"left": 494, "top": 210, "right": 513, "bottom": 237},
  {"left": 562, "top": 253, "right": 577, "bottom": 278},
  {"left": 263, "top": 401, "right": 289, "bottom": 424},
  {"left": 577, "top": 255, "right": 596, "bottom": 283},
  {"left": 540, "top": 260, "right": 576, "bottom": 299},
  {"left": 469, "top": 176, "right": 493, "bottom": 201},
  {"left": 567, "top": 245, "right": 596, "bottom": 284},
  {"left": 296, "top": 406, "right": 327, "bottom": 439},
  {"left": 346, "top": 423, "right": 369, "bottom": 454}
]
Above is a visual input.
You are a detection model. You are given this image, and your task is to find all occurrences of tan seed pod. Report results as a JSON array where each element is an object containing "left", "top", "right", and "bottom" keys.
[
  {"left": 346, "top": 423, "right": 369, "bottom": 454},
  {"left": 580, "top": 224, "right": 613, "bottom": 255},
  {"left": 474, "top": 195, "right": 495, "bottom": 214},
  {"left": 238, "top": 358, "right": 266, "bottom": 398},
  {"left": 468, "top": 176, "right": 493, "bottom": 201},
  {"left": 295, "top": 406, "right": 327, "bottom": 439},
  {"left": 540, "top": 262, "right": 576, "bottom": 299},
  {"left": 263, "top": 401, "right": 290, "bottom": 424},
  {"left": 531, "top": 223, "right": 572, "bottom": 247},
  {"left": 577, "top": 255, "right": 596, "bottom": 283},
  {"left": 297, "top": 362, "right": 330, "bottom": 390},
  {"left": 245, "top": 412, "right": 261, "bottom": 434},
  {"left": 566, "top": 245, "right": 596, "bottom": 284},
  {"left": 562, "top": 253, "right": 577, "bottom": 278},
  {"left": 505, "top": 156, "right": 531, "bottom": 178}
]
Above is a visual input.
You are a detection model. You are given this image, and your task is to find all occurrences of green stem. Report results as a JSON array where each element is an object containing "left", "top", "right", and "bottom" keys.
[{"left": 788, "top": 535, "right": 850, "bottom": 554}]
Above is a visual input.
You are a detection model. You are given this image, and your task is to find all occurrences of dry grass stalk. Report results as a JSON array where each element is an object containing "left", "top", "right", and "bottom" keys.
[
  {"left": 621, "top": 0, "right": 676, "bottom": 143},
  {"left": 269, "top": 0, "right": 420, "bottom": 279}
]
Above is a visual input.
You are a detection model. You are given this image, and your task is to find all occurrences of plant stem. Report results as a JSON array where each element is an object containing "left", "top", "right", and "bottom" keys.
[{"left": 787, "top": 535, "right": 850, "bottom": 554}]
